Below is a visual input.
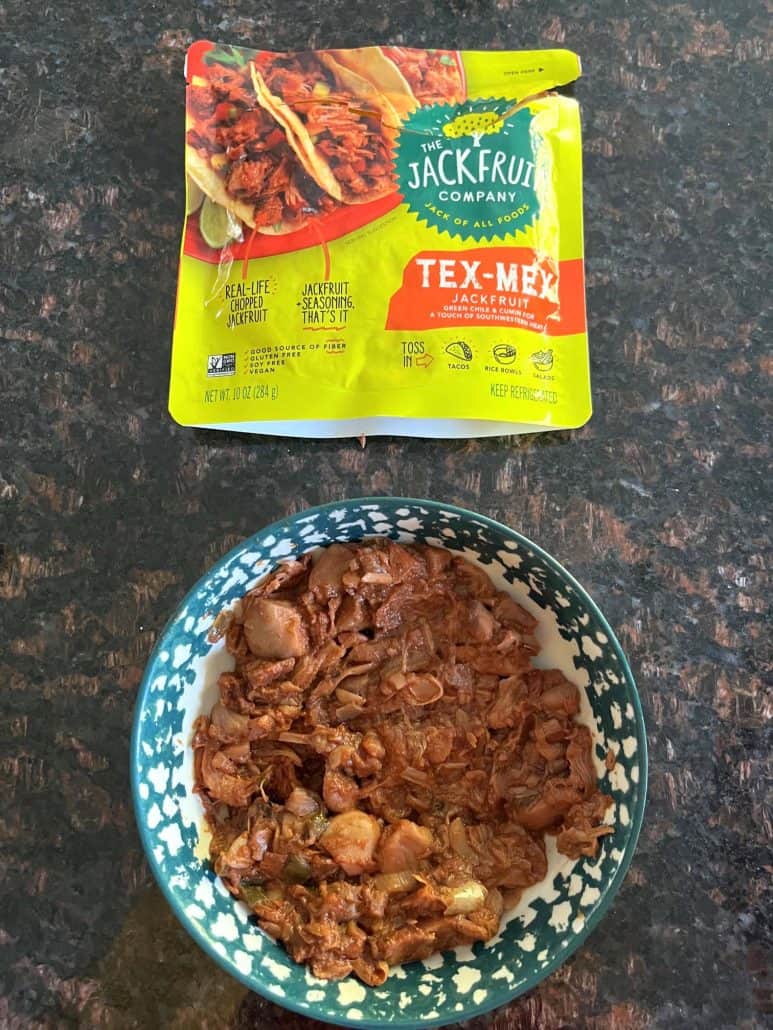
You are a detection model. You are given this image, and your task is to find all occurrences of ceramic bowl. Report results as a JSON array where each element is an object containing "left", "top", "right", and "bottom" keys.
[{"left": 131, "top": 498, "right": 647, "bottom": 1027}]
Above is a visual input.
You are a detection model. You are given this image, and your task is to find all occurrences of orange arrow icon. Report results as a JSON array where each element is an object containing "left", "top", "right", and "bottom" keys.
[{"left": 416, "top": 352, "right": 434, "bottom": 368}]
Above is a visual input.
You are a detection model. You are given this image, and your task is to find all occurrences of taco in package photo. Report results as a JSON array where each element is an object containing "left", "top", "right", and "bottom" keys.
[{"left": 170, "top": 43, "right": 590, "bottom": 438}]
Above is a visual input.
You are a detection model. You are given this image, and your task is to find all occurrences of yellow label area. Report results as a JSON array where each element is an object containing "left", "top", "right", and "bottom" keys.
[
  {"left": 461, "top": 49, "right": 581, "bottom": 101},
  {"left": 170, "top": 48, "right": 590, "bottom": 435}
]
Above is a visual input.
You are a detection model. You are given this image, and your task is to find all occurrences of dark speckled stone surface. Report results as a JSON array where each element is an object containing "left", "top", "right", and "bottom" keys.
[{"left": 0, "top": 1, "right": 771, "bottom": 1027}]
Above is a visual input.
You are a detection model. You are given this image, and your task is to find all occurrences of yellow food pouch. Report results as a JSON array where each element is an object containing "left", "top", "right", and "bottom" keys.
[{"left": 170, "top": 43, "right": 589, "bottom": 437}]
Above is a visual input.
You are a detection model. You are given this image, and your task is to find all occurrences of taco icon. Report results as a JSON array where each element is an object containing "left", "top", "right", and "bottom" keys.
[{"left": 446, "top": 341, "right": 473, "bottom": 361}]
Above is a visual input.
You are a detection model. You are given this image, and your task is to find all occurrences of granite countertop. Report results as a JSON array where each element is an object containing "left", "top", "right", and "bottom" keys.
[{"left": 1, "top": 0, "right": 770, "bottom": 1027}]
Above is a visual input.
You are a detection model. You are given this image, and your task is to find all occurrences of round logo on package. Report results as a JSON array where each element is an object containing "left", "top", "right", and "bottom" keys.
[{"left": 394, "top": 98, "right": 541, "bottom": 242}]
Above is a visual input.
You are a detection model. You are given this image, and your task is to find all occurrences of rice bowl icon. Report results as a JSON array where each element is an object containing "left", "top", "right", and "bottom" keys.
[{"left": 493, "top": 344, "right": 517, "bottom": 365}]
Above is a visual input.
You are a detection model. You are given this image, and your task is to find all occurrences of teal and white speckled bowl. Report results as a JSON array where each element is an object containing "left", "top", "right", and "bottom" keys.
[{"left": 131, "top": 498, "right": 647, "bottom": 1027}]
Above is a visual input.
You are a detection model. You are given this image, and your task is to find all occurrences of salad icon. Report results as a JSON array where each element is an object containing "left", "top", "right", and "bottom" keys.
[{"left": 531, "top": 349, "right": 554, "bottom": 371}]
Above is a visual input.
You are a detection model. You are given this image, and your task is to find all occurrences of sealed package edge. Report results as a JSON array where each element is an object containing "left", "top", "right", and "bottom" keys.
[{"left": 170, "top": 43, "right": 590, "bottom": 438}]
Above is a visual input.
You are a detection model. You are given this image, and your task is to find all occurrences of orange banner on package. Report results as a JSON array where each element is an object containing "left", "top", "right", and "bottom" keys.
[{"left": 386, "top": 248, "right": 586, "bottom": 335}]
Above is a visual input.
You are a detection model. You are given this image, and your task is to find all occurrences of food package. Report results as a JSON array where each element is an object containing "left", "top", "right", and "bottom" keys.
[{"left": 169, "top": 43, "right": 590, "bottom": 438}]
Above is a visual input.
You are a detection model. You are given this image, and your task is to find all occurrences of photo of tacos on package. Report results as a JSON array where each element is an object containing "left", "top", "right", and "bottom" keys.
[
  {"left": 250, "top": 51, "right": 400, "bottom": 205},
  {"left": 331, "top": 46, "right": 465, "bottom": 114},
  {"left": 170, "top": 43, "right": 590, "bottom": 438},
  {"left": 186, "top": 58, "right": 339, "bottom": 236}
]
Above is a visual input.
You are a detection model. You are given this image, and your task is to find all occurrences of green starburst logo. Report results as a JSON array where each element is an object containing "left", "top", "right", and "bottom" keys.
[{"left": 394, "top": 98, "right": 540, "bottom": 242}]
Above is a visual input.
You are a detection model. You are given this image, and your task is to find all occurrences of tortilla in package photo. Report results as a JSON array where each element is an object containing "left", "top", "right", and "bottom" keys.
[{"left": 169, "top": 43, "right": 590, "bottom": 438}]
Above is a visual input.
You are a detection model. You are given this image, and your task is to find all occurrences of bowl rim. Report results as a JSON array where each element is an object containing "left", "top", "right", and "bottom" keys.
[{"left": 130, "top": 496, "right": 648, "bottom": 1029}]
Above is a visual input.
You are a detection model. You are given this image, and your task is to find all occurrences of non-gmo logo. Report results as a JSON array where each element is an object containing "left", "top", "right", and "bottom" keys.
[{"left": 207, "top": 353, "right": 236, "bottom": 377}]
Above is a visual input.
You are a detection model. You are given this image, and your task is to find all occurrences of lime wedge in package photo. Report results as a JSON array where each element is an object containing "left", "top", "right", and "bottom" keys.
[{"left": 170, "top": 43, "right": 590, "bottom": 438}]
